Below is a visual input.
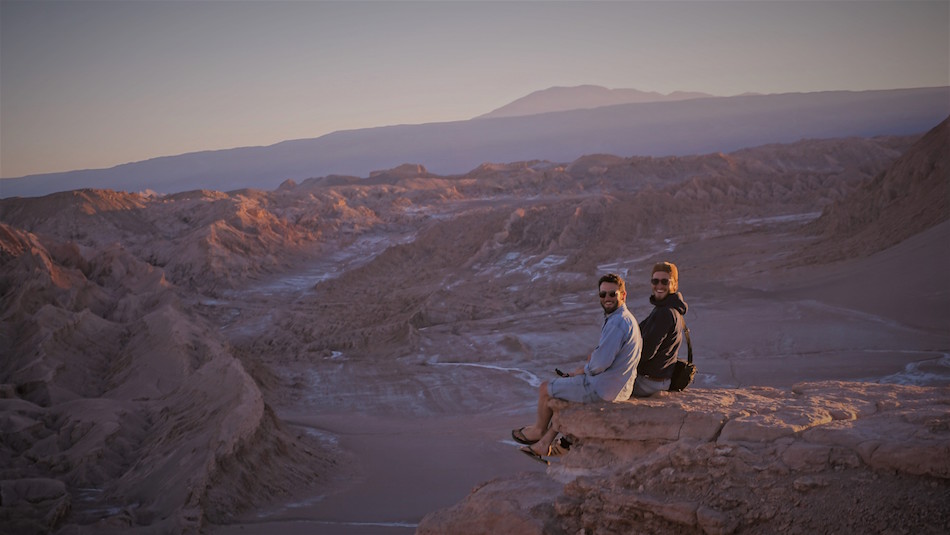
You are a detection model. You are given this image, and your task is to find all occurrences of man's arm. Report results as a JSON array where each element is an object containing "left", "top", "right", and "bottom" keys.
[
  {"left": 640, "top": 309, "right": 674, "bottom": 365},
  {"left": 585, "top": 319, "right": 626, "bottom": 375}
]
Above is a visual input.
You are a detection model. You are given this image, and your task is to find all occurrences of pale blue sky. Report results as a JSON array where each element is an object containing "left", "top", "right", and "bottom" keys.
[{"left": 1, "top": 0, "right": 948, "bottom": 178}]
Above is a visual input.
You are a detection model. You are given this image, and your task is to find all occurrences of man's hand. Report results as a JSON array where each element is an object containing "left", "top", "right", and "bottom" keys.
[{"left": 555, "top": 367, "right": 584, "bottom": 377}]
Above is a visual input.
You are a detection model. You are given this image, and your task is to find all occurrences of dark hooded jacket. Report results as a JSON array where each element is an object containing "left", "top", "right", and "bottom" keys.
[{"left": 637, "top": 291, "right": 688, "bottom": 379}]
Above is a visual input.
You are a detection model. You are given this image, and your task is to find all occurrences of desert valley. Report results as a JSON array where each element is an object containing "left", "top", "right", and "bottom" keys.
[{"left": 1, "top": 105, "right": 948, "bottom": 534}]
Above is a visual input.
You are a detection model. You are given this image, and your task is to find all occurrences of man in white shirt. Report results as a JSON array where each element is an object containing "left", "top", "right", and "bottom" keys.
[{"left": 512, "top": 273, "right": 642, "bottom": 463}]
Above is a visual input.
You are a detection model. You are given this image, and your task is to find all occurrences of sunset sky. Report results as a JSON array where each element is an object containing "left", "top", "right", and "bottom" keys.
[{"left": 1, "top": 0, "right": 948, "bottom": 179}]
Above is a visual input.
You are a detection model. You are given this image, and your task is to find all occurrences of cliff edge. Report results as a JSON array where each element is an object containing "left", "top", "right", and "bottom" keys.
[{"left": 418, "top": 382, "right": 950, "bottom": 534}]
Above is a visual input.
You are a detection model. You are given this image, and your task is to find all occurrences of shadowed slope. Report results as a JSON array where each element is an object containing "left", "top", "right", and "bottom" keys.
[{"left": 805, "top": 115, "right": 950, "bottom": 258}]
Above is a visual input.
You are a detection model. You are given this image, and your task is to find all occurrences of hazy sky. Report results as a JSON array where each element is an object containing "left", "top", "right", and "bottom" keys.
[{"left": 1, "top": 1, "right": 948, "bottom": 179}]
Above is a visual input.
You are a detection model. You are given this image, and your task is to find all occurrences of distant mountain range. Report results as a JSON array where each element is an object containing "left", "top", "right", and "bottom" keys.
[
  {"left": 1, "top": 86, "right": 948, "bottom": 198},
  {"left": 475, "top": 85, "right": 715, "bottom": 119}
]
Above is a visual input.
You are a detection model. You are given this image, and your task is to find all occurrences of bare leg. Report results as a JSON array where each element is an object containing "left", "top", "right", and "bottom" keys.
[
  {"left": 531, "top": 382, "right": 559, "bottom": 454},
  {"left": 535, "top": 381, "right": 554, "bottom": 431},
  {"left": 519, "top": 381, "right": 554, "bottom": 442},
  {"left": 529, "top": 426, "right": 559, "bottom": 456}
]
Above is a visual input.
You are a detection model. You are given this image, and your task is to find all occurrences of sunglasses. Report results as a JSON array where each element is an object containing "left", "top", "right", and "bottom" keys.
[
  {"left": 651, "top": 278, "right": 670, "bottom": 286},
  {"left": 598, "top": 290, "right": 619, "bottom": 298}
]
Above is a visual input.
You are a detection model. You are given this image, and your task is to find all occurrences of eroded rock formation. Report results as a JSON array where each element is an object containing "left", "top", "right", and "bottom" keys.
[
  {"left": 0, "top": 120, "right": 946, "bottom": 532},
  {"left": 0, "top": 223, "right": 333, "bottom": 534}
]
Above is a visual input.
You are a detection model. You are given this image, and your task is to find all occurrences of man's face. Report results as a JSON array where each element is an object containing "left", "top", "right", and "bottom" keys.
[
  {"left": 651, "top": 271, "right": 671, "bottom": 301},
  {"left": 599, "top": 281, "right": 625, "bottom": 314}
]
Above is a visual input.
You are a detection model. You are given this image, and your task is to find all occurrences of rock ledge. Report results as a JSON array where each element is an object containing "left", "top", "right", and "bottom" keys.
[{"left": 419, "top": 381, "right": 950, "bottom": 534}]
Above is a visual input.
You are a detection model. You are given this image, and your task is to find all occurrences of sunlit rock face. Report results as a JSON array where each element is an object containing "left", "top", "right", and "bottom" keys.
[{"left": 419, "top": 382, "right": 950, "bottom": 535}]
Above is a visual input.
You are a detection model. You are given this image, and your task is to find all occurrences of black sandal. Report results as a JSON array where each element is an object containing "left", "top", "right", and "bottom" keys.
[
  {"left": 511, "top": 426, "right": 539, "bottom": 445},
  {"left": 520, "top": 446, "right": 550, "bottom": 465}
]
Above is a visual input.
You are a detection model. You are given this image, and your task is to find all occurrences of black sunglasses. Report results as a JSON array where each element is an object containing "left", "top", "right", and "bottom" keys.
[
  {"left": 598, "top": 290, "right": 619, "bottom": 298},
  {"left": 651, "top": 278, "right": 670, "bottom": 286}
]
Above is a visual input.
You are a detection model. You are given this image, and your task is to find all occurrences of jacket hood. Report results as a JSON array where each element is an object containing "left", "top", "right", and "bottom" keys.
[{"left": 650, "top": 291, "right": 687, "bottom": 316}]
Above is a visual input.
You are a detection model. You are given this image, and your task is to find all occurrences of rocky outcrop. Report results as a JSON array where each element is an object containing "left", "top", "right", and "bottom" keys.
[
  {"left": 418, "top": 382, "right": 950, "bottom": 534},
  {"left": 368, "top": 163, "right": 431, "bottom": 180},
  {"left": 0, "top": 224, "right": 334, "bottom": 534},
  {"left": 0, "top": 188, "right": 318, "bottom": 293}
]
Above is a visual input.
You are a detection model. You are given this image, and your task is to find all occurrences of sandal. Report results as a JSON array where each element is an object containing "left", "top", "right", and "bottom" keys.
[
  {"left": 520, "top": 446, "right": 550, "bottom": 465},
  {"left": 511, "top": 426, "right": 539, "bottom": 445}
]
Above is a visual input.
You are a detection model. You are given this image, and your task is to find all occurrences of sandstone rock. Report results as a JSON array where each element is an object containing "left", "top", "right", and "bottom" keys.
[
  {"left": 417, "top": 474, "right": 562, "bottom": 535},
  {"left": 696, "top": 505, "right": 739, "bottom": 535},
  {"left": 425, "top": 382, "right": 950, "bottom": 534}
]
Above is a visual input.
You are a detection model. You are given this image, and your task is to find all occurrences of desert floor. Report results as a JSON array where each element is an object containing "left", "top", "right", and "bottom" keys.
[{"left": 207, "top": 218, "right": 950, "bottom": 535}]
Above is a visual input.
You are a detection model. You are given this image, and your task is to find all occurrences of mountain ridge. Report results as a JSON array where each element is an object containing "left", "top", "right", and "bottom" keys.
[
  {"left": 475, "top": 84, "right": 715, "bottom": 119},
  {"left": 1, "top": 86, "right": 947, "bottom": 199}
]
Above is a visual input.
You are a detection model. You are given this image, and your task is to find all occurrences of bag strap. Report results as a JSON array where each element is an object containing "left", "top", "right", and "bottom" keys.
[{"left": 684, "top": 326, "right": 693, "bottom": 364}]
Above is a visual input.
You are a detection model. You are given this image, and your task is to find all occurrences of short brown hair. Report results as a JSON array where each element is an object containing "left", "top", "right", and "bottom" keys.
[
  {"left": 598, "top": 273, "right": 626, "bottom": 293},
  {"left": 651, "top": 262, "right": 679, "bottom": 293}
]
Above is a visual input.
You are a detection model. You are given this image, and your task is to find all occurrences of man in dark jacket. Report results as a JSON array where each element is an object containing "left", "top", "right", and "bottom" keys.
[{"left": 631, "top": 261, "right": 688, "bottom": 397}]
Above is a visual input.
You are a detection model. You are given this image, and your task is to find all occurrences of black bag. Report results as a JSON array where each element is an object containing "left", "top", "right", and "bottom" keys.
[{"left": 668, "top": 327, "right": 696, "bottom": 392}]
